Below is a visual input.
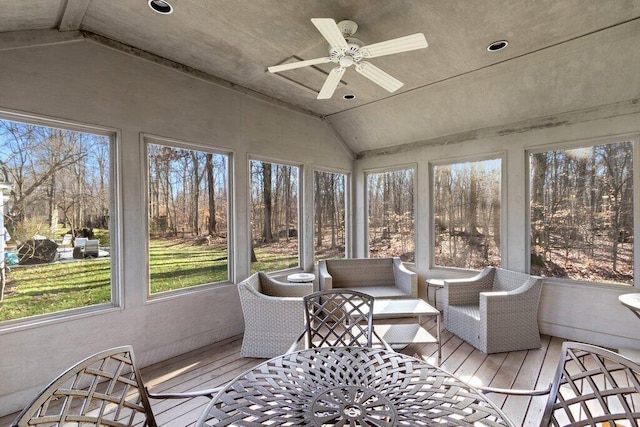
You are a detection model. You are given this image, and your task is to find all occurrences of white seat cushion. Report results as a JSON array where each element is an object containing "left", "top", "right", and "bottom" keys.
[{"left": 350, "top": 286, "right": 412, "bottom": 299}]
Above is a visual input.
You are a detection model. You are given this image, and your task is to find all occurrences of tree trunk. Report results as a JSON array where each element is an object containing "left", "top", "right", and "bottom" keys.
[
  {"left": 531, "top": 153, "right": 547, "bottom": 250},
  {"left": 191, "top": 153, "right": 200, "bottom": 235},
  {"left": 315, "top": 172, "right": 323, "bottom": 248},
  {"left": 206, "top": 153, "right": 216, "bottom": 235},
  {"left": 262, "top": 162, "right": 273, "bottom": 242}
]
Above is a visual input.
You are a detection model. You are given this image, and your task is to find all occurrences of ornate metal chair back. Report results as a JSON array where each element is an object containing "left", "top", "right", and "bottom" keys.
[
  {"left": 12, "top": 346, "right": 156, "bottom": 427},
  {"left": 302, "top": 289, "right": 375, "bottom": 348},
  {"left": 541, "top": 341, "right": 640, "bottom": 426}
]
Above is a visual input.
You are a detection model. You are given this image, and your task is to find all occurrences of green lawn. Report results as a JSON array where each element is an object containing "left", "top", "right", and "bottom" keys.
[
  {"left": 149, "top": 239, "right": 229, "bottom": 293},
  {"left": 251, "top": 246, "right": 298, "bottom": 274},
  {"left": 1, "top": 238, "right": 294, "bottom": 322},
  {"left": 0, "top": 258, "right": 111, "bottom": 321}
]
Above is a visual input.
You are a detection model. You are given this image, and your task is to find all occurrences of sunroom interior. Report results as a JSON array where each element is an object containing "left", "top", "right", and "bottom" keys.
[{"left": 0, "top": 0, "right": 639, "bottom": 420}]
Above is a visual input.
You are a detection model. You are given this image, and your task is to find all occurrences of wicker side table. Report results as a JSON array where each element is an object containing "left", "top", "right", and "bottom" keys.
[{"left": 287, "top": 272, "right": 315, "bottom": 283}]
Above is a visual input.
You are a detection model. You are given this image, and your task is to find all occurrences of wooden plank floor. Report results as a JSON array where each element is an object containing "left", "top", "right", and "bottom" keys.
[{"left": 0, "top": 316, "right": 567, "bottom": 426}]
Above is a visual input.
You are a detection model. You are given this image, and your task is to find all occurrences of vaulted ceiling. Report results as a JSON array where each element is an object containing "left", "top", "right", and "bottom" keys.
[{"left": 2, "top": 0, "right": 640, "bottom": 155}]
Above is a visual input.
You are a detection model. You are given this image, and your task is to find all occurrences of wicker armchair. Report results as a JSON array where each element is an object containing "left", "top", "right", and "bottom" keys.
[
  {"left": 444, "top": 267, "right": 543, "bottom": 353},
  {"left": 239, "top": 272, "right": 313, "bottom": 358},
  {"left": 11, "top": 345, "right": 219, "bottom": 427}
]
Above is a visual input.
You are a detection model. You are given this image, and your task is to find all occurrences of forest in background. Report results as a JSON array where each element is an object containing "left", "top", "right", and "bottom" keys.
[
  {"left": 530, "top": 142, "right": 634, "bottom": 284},
  {"left": 249, "top": 160, "right": 299, "bottom": 270},
  {"left": 0, "top": 117, "right": 635, "bottom": 314},
  {"left": 367, "top": 169, "right": 415, "bottom": 262},
  {"left": 433, "top": 159, "right": 502, "bottom": 270},
  {"left": 148, "top": 143, "right": 228, "bottom": 240},
  {"left": 314, "top": 171, "right": 346, "bottom": 260}
]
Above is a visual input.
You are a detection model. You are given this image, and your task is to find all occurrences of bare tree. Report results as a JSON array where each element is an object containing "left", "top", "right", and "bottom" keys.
[
  {"left": 206, "top": 153, "right": 216, "bottom": 236},
  {"left": 262, "top": 162, "right": 274, "bottom": 242}
]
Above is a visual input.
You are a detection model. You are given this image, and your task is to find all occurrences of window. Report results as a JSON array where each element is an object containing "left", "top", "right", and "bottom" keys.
[
  {"left": 250, "top": 159, "right": 299, "bottom": 272},
  {"left": 314, "top": 170, "right": 347, "bottom": 260},
  {"left": 147, "top": 141, "right": 230, "bottom": 294},
  {"left": 433, "top": 158, "right": 502, "bottom": 269},
  {"left": 529, "top": 140, "right": 634, "bottom": 285},
  {"left": 367, "top": 168, "right": 415, "bottom": 262},
  {"left": 0, "top": 117, "right": 114, "bottom": 322}
]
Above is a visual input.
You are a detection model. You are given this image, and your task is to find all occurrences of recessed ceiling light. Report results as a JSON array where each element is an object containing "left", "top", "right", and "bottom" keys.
[
  {"left": 148, "top": 0, "right": 173, "bottom": 14},
  {"left": 343, "top": 94, "right": 356, "bottom": 100},
  {"left": 487, "top": 40, "right": 508, "bottom": 52}
]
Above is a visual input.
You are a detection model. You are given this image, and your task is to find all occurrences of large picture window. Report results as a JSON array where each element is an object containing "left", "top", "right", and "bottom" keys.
[
  {"left": 0, "top": 117, "right": 114, "bottom": 322},
  {"left": 367, "top": 168, "right": 415, "bottom": 262},
  {"left": 250, "top": 159, "right": 299, "bottom": 272},
  {"left": 314, "top": 170, "right": 346, "bottom": 260},
  {"left": 147, "top": 141, "right": 230, "bottom": 294},
  {"left": 433, "top": 158, "right": 502, "bottom": 269},
  {"left": 529, "top": 140, "right": 634, "bottom": 285}
]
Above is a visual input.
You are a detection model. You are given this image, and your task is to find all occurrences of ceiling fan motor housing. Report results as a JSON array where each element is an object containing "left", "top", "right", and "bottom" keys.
[{"left": 329, "top": 37, "right": 364, "bottom": 65}]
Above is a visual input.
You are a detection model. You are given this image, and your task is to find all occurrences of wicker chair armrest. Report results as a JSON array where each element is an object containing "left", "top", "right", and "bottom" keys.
[
  {"left": 392, "top": 258, "right": 417, "bottom": 297},
  {"left": 318, "top": 260, "right": 333, "bottom": 291},
  {"left": 445, "top": 280, "right": 490, "bottom": 305},
  {"left": 267, "top": 281, "right": 313, "bottom": 297},
  {"left": 147, "top": 386, "right": 222, "bottom": 400},
  {"left": 444, "top": 267, "right": 495, "bottom": 305},
  {"left": 246, "top": 291, "right": 305, "bottom": 306},
  {"left": 258, "top": 273, "right": 313, "bottom": 297},
  {"left": 480, "top": 277, "right": 542, "bottom": 308}
]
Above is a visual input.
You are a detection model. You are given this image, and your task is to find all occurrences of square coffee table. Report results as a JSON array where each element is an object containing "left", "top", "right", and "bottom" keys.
[{"left": 372, "top": 298, "right": 441, "bottom": 362}]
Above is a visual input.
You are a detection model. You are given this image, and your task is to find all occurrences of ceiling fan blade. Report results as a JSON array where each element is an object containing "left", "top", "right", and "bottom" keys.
[
  {"left": 355, "top": 61, "right": 404, "bottom": 92},
  {"left": 360, "top": 33, "right": 428, "bottom": 59},
  {"left": 311, "top": 18, "right": 348, "bottom": 49},
  {"left": 317, "top": 67, "right": 345, "bottom": 99},
  {"left": 268, "top": 57, "right": 331, "bottom": 73}
]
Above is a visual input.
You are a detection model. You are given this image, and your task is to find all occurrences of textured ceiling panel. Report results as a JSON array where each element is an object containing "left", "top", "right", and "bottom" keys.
[{"left": 2, "top": 0, "right": 640, "bottom": 153}]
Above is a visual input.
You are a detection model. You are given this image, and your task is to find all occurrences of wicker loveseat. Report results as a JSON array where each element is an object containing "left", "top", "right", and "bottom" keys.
[
  {"left": 318, "top": 257, "right": 417, "bottom": 298},
  {"left": 444, "top": 267, "right": 543, "bottom": 354},
  {"left": 238, "top": 272, "right": 312, "bottom": 358}
]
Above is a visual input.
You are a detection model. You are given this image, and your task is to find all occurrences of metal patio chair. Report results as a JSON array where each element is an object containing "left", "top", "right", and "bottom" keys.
[
  {"left": 288, "top": 289, "right": 392, "bottom": 352},
  {"left": 482, "top": 341, "right": 640, "bottom": 426},
  {"left": 11, "top": 345, "right": 220, "bottom": 427}
]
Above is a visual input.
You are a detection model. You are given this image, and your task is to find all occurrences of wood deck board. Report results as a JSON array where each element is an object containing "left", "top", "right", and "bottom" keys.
[{"left": 0, "top": 318, "right": 570, "bottom": 427}]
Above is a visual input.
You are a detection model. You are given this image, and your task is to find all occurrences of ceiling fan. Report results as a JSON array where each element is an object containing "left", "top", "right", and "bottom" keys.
[{"left": 268, "top": 18, "right": 428, "bottom": 100}]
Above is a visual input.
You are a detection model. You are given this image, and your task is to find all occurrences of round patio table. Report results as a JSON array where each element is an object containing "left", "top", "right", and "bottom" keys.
[{"left": 197, "top": 346, "right": 513, "bottom": 426}]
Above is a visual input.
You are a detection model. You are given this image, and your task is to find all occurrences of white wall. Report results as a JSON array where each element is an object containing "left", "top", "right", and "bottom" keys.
[
  {"left": 0, "top": 40, "right": 352, "bottom": 416},
  {"left": 354, "top": 110, "right": 640, "bottom": 352}
]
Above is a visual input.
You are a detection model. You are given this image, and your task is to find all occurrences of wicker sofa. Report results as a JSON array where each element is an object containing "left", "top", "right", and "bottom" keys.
[
  {"left": 238, "top": 272, "right": 312, "bottom": 358},
  {"left": 444, "top": 267, "right": 543, "bottom": 354},
  {"left": 318, "top": 257, "right": 417, "bottom": 298}
]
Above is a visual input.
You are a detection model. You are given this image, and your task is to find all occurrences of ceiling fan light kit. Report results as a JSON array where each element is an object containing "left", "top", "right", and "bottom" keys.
[{"left": 268, "top": 18, "right": 428, "bottom": 100}]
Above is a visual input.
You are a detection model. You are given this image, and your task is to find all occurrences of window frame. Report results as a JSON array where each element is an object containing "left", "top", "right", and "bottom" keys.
[
  {"left": 525, "top": 135, "right": 638, "bottom": 287},
  {"left": 0, "top": 109, "right": 122, "bottom": 330},
  {"left": 429, "top": 152, "right": 506, "bottom": 272},
  {"left": 312, "top": 167, "right": 350, "bottom": 261},
  {"left": 248, "top": 155, "right": 303, "bottom": 275},
  {"left": 143, "top": 134, "right": 234, "bottom": 298},
  {"left": 364, "top": 163, "right": 417, "bottom": 262}
]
